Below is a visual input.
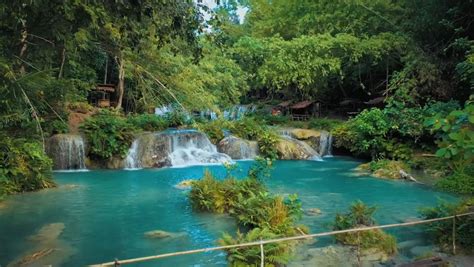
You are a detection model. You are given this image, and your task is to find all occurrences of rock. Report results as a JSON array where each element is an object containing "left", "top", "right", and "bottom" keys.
[
  {"left": 398, "top": 239, "right": 424, "bottom": 250},
  {"left": 8, "top": 222, "right": 76, "bottom": 267},
  {"left": 410, "top": 246, "right": 433, "bottom": 257},
  {"left": 276, "top": 136, "right": 319, "bottom": 160},
  {"left": 217, "top": 135, "right": 259, "bottom": 159},
  {"left": 291, "top": 245, "right": 391, "bottom": 267},
  {"left": 28, "top": 223, "right": 65, "bottom": 242},
  {"left": 290, "top": 129, "right": 322, "bottom": 140},
  {"left": 305, "top": 208, "right": 322, "bottom": 216},
  {"left": 175, "top": 180, "right": 195, "bottom": 190},
  {"left": 144, "top": 230, "right": 186, "bottom": 239}
]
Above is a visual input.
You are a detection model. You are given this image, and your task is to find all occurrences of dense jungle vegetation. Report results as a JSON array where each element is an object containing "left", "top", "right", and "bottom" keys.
[{"left": 0, "top": 0, "right": 473, "bottom": 260}]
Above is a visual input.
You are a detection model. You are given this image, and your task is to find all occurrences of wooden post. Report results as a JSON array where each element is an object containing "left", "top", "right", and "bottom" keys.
[
  {"left": 260, "top": 241, "right": 264, "bottom": 267},
  {"left": 357, "top": 231, "right": 361, "bottom": 267},
  {"left": 452, "top": 216, "right": 456, "bottom": 255}
]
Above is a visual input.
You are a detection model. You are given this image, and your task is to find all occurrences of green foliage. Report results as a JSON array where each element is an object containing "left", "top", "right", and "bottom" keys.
[
  {"left": 420, "top": 198, "right": 474, "bottom": 253},
  {"left": 333, "top": 201, "right": 397, "bottom": 255},
  {"left": 308, "top": 118, "right": 343, "bottom": 131},
  {"left": 127, "top": 114, "right": 168, "bottom": 132},
  {"left": 219, "top": 228, "right": 292, "bottom": 267},
  {"left": 196, "top": 117, "right": 279, "bottom": 159},
  {"left": 436, "top": 167, "right": 474, "bottom": 195},
  {"left": 0, "top": 136, "right": 55, "bottom": 198},
  {"left": 425, "top": 97, "right": 474, "bottom": 169},
  {"left": 333, "top": 109, "right": 389, "bottom": 157},
  {"left": 195, "top": 119, "right": 231, "bottom": 144},
  {"left": 80, "top": 110, "right": 136, "bottom": 160},
  {"left": 189, "top": 161, "right": 305, "bottom": 266}
]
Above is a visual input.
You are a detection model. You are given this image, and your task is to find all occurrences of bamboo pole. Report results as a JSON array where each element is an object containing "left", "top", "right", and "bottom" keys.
[
  {"left": 91, "top": 212, "right": 474, "bottom": 266},
  {"left": 260, "top": 241, "right": 264, "bottom": 267}
]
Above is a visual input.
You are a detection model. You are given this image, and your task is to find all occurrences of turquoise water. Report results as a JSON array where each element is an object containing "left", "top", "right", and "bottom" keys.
[{"left": 0, "top": 157, "right": 456, "bottom": 266}]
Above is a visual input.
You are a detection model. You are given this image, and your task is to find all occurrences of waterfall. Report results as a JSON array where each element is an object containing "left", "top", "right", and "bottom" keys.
[
  {"left": 125, "top": 139, "right": 141, "bottom": 170},
  {"left": 46, "top": 134, "right": 87, "bottom": 170},
  {"left": 167, "top": 130, "right": 232, "bottom": 167},
  {"left": 319, "top": 131, "right": 333, "bottom": 157}
]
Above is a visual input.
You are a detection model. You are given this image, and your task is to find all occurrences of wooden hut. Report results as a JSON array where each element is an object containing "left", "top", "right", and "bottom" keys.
[
  {"left": 364, "top": 96, "right": 385, "bottom": 108},
  {"left": 273, "top": 100, "right": 292, "bottom": 115},
  {"left": 90, "top": 84, "right": 116, "bottom": 108},
  {"left": 290, "top": 100, "right": 321, "bottom": 120}
]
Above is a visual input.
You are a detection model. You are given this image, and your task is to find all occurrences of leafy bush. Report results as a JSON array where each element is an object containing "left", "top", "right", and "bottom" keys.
[
  {"left": 197, "top": 117, "right": 280, "bottom": 159},
  {"left": 425, "top": 97, "right": 474, "bottom": 169},
  {"left": 333, "top": 201, "right": 397, "bottom": 256},
  {"left": 195, "top": 119, "right": 231, "bottom": 144},
  {"left": 420, "top": 198, "right": 474, "bottom": 253},
  {"left": 436, "top": 167, "right": 474, "bottom": 195},
  {"left": 80, "top": 110, "right": 136, "bottom": 160},
  {"left": 127, "top": 114, "right": 168, "bottom": 131},
  {"left": 0, "top": 136, "right": 55, "bottom": 198},
  {"left": 164, "top": 110, "right": 191, "bottom": 127},
  {"left": 219, "top": 228, "right": 293, "bottom": 267},
  {"left": 308, "top": 117, "right": 343, "bottom": 131},
  {"left": 189, "top": 161, "right": 305, "bottom": 266},
  {"left": 333, "top": 108, "right": 390, "bottom": 158}
]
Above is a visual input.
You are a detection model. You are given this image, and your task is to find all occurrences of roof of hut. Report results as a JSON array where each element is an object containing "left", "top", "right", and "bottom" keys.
[
  {"left": 340, "top": 99, "right": 363, "bottom": 106},
  {"left": 95, "top": 84, "right": 116, "bottom": 92},
  {"left": 364, "top": 96, "right": 385, "bottom": 105},
  {"left": 277, "top": 100, "right": 292, "bottom": 107},
  {"left": 291, "top": 100, "right": 314, "bottom": 109}
]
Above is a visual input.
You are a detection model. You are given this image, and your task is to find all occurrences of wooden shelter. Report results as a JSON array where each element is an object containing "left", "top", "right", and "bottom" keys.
[
  {"left": 89, "top": 84, "right": 116, "bottom": 108},
  {"left": 364, "top": 96, "right": 385, "bottom": 107},
  {"left": 274, "top": 100, "right": 293, "bottom": 115},
  {"left": 289, "top": 100, "right": 321, "bottom": 120}
]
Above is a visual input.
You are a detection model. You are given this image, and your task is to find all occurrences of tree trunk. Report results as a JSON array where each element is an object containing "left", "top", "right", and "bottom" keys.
[
  {"left": 19, "top": 21, "right": 28, "bottom": 74},
  {"left": 116, "top": 55, "right": 125, "bottom": 109},
  {"left": 58, "top": 47, "right": 66, "bottom": 79}
]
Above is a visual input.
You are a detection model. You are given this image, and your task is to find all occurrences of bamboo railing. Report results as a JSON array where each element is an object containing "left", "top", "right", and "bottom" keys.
[{"left": 90, "top": 212, "right": 474, "bottom": 267}]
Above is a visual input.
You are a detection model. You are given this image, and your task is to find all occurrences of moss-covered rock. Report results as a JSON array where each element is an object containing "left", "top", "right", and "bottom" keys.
[
  {"left": 357, "top": 160, "right": 410, "bottom": 179},
  {"left": 276, "top": 137, "right": 318, "bottom": 159},
  {"left": 217, "top": 135, "right": 259, "bottom": 159},
  {"left": 290, "top": 128, "right": 322, "bottom": 140}
]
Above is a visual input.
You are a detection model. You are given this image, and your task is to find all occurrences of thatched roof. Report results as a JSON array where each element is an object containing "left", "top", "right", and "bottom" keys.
[
  {"left": 364, "top": 96, "right": 385, "bottom": 105},
  {"left": 95, "top": 84, "right": 115, "bottom": 92},
  {"left": 340, "top": 99, "right": 362, "bottom": 106},
  {"left": 291, "top": 100, "right": 314, "bottom": 109},
  {"left": 277, "top": 100, "right": 292, "bottom": 107}
]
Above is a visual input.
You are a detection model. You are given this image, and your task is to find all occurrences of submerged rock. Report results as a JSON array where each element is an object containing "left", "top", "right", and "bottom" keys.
[
  {"left": 8, "top": 222, "right": 75, "bottom": 267},
  {"left": 305, "top": 208, "right": 322, "bottom": 216},
  {"left": 217, "top": 135, "right": 259, "bottom": 159},
  {"left": 144, "top": 230, "right": 187, "bottom": 239},
  {"left": 28, "top": 223, "right": 65, "bottom": 242},
  {"left": 291, "top": 245, "right": 391, "bottom": 267},
  {"left": 175, "top": 180, "right": 195, "bottom": 190}
]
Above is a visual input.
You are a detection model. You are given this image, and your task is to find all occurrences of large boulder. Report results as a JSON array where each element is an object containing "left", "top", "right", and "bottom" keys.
[
  {"left": 276, "top": 136, "right": 319, "bottom": 160},
  {"left": 217, "top": 135, "right": 259, "bottom": 159},
  {"left": 290, "top": 128, "right": 323, "bottom": 140}
]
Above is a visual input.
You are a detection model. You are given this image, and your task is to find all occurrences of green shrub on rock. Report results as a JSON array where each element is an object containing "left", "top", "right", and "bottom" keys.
[
  {"left": 0, "top": 136, "right": 55, "bottom": 198},
  {"left": 333, "top": 201, "right": 397, "bottom": 256},
  {"left": 420, "top": 198, "right": 474, "bottom": 253},
  {"left": 189, "top": 161, "right": 305, "bottom": 266},
  {"left": 80, "top": 110, "right": 136, "bottom": 160}
]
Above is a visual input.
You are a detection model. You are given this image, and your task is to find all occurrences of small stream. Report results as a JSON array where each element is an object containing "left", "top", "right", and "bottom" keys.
[{"left": 0, "top": 158, "right": 456, "bottom": 266}]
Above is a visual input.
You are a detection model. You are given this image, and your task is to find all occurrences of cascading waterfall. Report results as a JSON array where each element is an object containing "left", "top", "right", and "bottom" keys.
[
  {"left": 46, "top": 134, "right": 87, "bottom": 170},
  {"left": 167, "top": 130, "right": 232, "bottom": 167},
  {"left": 125, "top": 139, "right": 141, "bottom": 169},
  {"left": 319, "top": 131, "right": 333, "bottom": 157}
]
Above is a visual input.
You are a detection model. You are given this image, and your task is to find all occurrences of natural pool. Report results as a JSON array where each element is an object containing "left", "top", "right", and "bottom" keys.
[{"left": 0, "top": 157, "right": 456, "bottom": 266}]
